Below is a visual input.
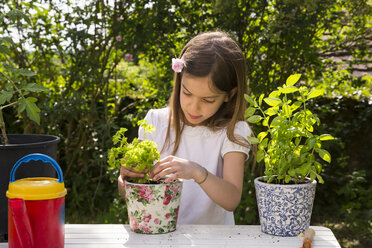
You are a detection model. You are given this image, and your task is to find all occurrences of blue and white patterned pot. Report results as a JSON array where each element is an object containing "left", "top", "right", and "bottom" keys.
[{"left": 254, "top": 176, "right": 317, "bottom": 236}]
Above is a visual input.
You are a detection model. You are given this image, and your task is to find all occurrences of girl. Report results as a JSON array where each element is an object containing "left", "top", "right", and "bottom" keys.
[{"left": 118, "top": 31, "right": 252, "bottom": 225}]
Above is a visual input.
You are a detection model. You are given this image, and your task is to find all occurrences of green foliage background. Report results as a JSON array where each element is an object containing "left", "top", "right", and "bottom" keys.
[{"left": 1, "top": 0, "right": 371, "bottom": 247}]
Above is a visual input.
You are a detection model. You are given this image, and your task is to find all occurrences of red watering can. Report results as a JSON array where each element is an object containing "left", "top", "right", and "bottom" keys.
[{"left": 6, "top": 153, "right": 67, "bottom": 248}]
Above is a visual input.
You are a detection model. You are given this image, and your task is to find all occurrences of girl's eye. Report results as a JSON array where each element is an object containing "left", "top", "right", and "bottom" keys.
[
  {"left": 183, "top": 91, "right": 191, "bottom": 96},
  {"left": 203, "top": 99, "right": 215, "bottom": 104}
]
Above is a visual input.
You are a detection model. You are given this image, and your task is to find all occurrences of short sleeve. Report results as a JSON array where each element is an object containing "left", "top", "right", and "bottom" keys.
[
  {"left": 138, "top": 109, "right": 156, "bottom": 141},
  {"left": 221, "top": 121, "right": 252, "bottom": 160}
]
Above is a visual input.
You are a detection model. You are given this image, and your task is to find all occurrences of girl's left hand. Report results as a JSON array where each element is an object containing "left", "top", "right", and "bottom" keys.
[{"left": 149, "top": 155, "right": 204, "bottom": 183}]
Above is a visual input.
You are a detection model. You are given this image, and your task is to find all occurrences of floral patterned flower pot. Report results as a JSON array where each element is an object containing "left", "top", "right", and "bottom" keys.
[
  {"left": 124, "top": 179, "right": 183, "bottom": 234},
  {"left": 254, "top": 176, "right": 317, "bottom": 236}
]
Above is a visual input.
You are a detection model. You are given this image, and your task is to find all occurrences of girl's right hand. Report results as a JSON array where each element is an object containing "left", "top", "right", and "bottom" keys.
[
  {"left": 149, "top": 155, "right": 206, "bottom": 184},
  {"left": 118, "top": 166, "right": 146, "bottom": 199},
  {"left": 118, "top": 166, "right": 146, "bottom": 186}
]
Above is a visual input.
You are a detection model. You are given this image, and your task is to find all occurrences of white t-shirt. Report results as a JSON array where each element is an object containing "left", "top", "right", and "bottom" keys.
[{"left": 138, "top": 108, "right": 251, "bottom": 225}]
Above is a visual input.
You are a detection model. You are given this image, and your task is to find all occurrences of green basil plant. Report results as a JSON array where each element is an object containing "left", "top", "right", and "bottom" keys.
[
  {"left": 245, "top": 74, "right": 334, "bottom": 184},
  {"left": 107, "top": 120, "right": 160, "bottom": 184}
]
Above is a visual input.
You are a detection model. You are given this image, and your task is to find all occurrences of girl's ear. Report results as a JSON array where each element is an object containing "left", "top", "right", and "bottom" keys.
[{"left": 224, "top": 87, "right": 238, "bottom": 102}]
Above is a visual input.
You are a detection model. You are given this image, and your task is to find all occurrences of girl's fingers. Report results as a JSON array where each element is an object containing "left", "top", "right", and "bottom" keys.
[
  {"left": 150, "top": 156, "right": 176, "bottom": 176},
  {"left": 159, "top": 155, "right": 174, "bottom": 163},
  {"left": 164, "top": 173, "right": 179, "bottom": 183},
  {"left": 150, "top": 162, "right": 172, "bottom": 178},
  {"left": 149, "top": 155, "right": 194, "bottom": 181},
  {"left": 118, "top": 175, "right": 125, "bottom": 186},
  {"left": 120, "top": 166, "right": 145, "bottom": 178},
  {"left": 153, "top": 165, "right": 179, "bottom": 181}
]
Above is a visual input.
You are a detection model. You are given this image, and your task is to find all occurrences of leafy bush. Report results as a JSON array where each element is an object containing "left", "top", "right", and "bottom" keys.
[
  {"left": 310, "top": 96, "right": 372, "bottom": 248},
  {"left": 0, "top": 10, "right": 48, "bottom": 144}
]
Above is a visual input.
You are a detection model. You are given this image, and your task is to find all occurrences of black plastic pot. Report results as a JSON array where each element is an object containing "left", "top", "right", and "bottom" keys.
[{"left": 0, "top": 134, "right": 60, "bottom": 242}]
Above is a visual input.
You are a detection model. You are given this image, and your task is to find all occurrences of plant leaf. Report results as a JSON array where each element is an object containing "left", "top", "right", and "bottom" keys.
[
  {"left": 270, "top": 116, "right": 284, "bottom": 127},
  {"left": 0, "top": 44, "right": 10, "bottom": 55},
  {"left": 264, "top": 107, "right": 278, "bottom": 116},
  {"left": 286, "top": 74, "right": 301, "bottom": 86},
  {"left": 261, "top": 138, "right": 268, "bottom": 148},
  {"left": 319, "top": 134, "right": 334, "bottom": 141},
  {"left": 282, "top": 103, "right": 291, "bottom": 117},
  {"left": 316, "top": 174, "right": 324, "bottom": 184},
  {"left": 0, "top": 37, "right": 15, "bottom": 45},
  {"left": 307, "top": 89, "right": 324, "bottom": 100},
  {"left": 285, "top": 175, "right": 291, "bottom": 183},
  {"left": 244, "top": 94, "right": 256, "bottom": 106},
  {"left": 269, "top": 90, "right": 281, "bottom": 98},
  {"left": 25, "top": 97, "right": 41, "bottom": 125},
  {"left": 18, "top": 98, "right": 26, "bottom": 113},
  {"left": 258, "top": 94, "right": 264, "bottom": 106},
  {"left": 247, "top": 136, "right": 259, "bottom": 145},
  {"left": 8, "top": 9, "right": 31, "bottom": 24},
  {"left": 280, "top": 86, "right": 299, "bottom": 94},
  {"left": 0, "top": 91, "right": 13, "bottom": 105},
  {"left": 310, "top": 171, "right": 317, "bottom": 181},
  {"left": 18, "top": 68, "right": 36, "bottom": 77},
  {"left": 290, "top": 101, "right": 302, "bottom": 111},
  {"left": 244, "top": 107, "right": 256, "bottom": 118},
  {"left": 314, "top": 161, "right": 322, "bottom": 173},
  {"left": 264, "top": 97, "right": 282, "bottom": 107},
  {"left": 317, "top": 148, "right": 331, "bottom": 163},
  {"left": 23, "top": 83, "right": 49, "bottom": 92},
  {"left": 247, "top": 115, "right": 262, "bottom": 123},
  {"left": 307, "top": 137, "right": 317, "bottom": 149},
  {"left": 299, "top": 163, "right": 311, "bottom": 176},
  {"left": 257, "top": 150, "right": 265, "bottom": 162},
  {"left": 257, "top": 132, "right": 268, "bottom": 142}
]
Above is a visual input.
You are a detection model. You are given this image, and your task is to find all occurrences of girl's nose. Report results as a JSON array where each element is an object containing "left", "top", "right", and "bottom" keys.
[{"left": 190, "top": 99, "right": 200, "bottom": 112}]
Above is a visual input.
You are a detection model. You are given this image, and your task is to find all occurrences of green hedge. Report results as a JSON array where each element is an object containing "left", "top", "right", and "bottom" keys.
[{"left": 311, "top": 97, "right": 372, "bottom": 248}]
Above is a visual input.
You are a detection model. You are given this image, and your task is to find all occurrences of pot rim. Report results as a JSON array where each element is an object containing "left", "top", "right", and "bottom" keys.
[
  {"left": 254, "top": 176, "right": 317, "bottom": 188},
  {"left": 124, "top": 178, "right": 183, "bottom": 186},
  {"left": 0, "top": 134, "right": 60, "bottom": 148}
]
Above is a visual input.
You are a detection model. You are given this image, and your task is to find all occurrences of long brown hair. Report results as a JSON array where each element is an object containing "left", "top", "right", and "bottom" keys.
[{"left": 163, "top": 31, "right": 251, "bottom": 155}]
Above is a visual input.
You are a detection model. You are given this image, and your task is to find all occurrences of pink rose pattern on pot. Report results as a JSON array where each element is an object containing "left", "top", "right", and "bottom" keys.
[
  {"left": 142, "top": 214, "right": 152, "bottom": 223},
  {"left": 163, "top": 184, "right": 180, "bottom": 205},
  {"left": 124, "top": 180, "right": 183, "bottom": 234},
  {"left": 140, "top": 226, "right": 151, "bottom": 234},
  {"left": 154, "top": 218, "right": 160, "bottom": 224},
  {"left": 136, "top": 185, "right": 154, "bottom": 203},
  {"left": 129, "top": 215, "right": 139, "bottom": 230},
  {"left": 163, "top": 194, "right": 172, "bottom": 205}
]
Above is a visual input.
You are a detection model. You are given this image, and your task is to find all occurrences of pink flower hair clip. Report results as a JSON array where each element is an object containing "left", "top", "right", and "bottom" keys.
[{"left": 172, "top": 58, "right": 186, "bottom": 73}]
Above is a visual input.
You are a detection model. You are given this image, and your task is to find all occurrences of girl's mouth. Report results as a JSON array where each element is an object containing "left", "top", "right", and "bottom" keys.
[{"left": 188, "top": 113, "right": 201, "bottom": 120}]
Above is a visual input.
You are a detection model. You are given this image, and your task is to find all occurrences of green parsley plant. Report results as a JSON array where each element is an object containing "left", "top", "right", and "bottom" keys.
[{"left": 107, "top": 120, "right": 160, "bottom": 184}]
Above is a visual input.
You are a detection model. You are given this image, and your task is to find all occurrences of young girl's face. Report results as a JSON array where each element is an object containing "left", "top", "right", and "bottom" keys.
[{"left": 180, "top": 73, "right": 228, "bottom": 126}]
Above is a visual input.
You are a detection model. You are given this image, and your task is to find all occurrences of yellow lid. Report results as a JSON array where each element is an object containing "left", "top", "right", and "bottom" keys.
[{"left": 6, "top": 177, "right": 67, "bottom": 200}]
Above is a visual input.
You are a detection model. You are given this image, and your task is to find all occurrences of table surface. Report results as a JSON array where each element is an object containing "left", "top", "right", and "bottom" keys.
[{"left": 0, "top": 224, "right": 341, "bottom": 248}]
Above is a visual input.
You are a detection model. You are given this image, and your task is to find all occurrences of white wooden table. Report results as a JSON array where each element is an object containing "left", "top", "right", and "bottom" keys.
[{"left": 0, "top": 224, "right": 341, "bottom": 247}]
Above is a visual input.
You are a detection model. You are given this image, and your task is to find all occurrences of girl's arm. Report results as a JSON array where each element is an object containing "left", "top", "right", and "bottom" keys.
[
  {"left": 149, "top": 152, "right": 245, "bottom": 211},
  {"left": 199, "top": 152, "right": 245, "bottom": 211}
]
